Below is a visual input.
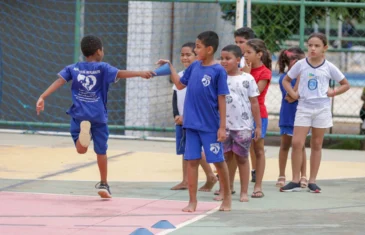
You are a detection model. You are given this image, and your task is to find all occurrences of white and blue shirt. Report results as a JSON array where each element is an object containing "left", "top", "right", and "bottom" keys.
[
  {"left": 58, "top": 62, "right": 118, "bottom": 123},
  {"left": 287, "top": 58, "right": 345, "bottom": 108},
  {"left": 180, "top": 61, "right": 229, "bottom": 132}
]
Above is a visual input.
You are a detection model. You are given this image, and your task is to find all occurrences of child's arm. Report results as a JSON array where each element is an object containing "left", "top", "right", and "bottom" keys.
[
  {"left": 217, "top": 95, "right": 227, "bottom": 142},
  {"left": 257, "top": 80, "right": 269, "bottom": 93},
  {"left": 283, "top": 74, "right": 299, "bottom": 100},
  {"left": 156, "top": 60, "right": 185, "bottom": 90},
  {"left": 117, "top": 70, "right": 155, "bottom": 79},
  {"left": 36, "top": 77, "right": 67, "bottom": 115},
  {"left": 327, "top": 78, "right": 350, "bottom": 97},
  {"left": 249, "top": 96, "right": 262, "bottom": 141}
]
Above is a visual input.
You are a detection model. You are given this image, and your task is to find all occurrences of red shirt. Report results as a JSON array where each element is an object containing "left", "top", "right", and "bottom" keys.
[{"left": 250, "top": 65, "right": 272, "bottom": 118}]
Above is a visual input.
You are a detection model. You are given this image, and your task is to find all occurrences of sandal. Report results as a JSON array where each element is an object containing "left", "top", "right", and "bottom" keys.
[
  {"left": 300, "top": 176, "right": 308, "bottom": 188},
  {"left": 251, "top": 191, "right": 264, "bottom": 198},
  {"left": 275, "top": 176, "right": 286, "bottom": 187},
  {"left": 214, "top": 190, "right": 236, "bottom": 195}
]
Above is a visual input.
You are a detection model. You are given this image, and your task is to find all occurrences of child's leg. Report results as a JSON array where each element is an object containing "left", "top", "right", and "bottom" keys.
[
  {"left": 214, "top": 161, "right": 231, "bottom": 211},
  {"left": 92, "top": 122, "right": 111, "bottom": 198},
  {"left": 198, "top": 152, "right": 218, "bottom": 192},
  {"left": 226, "top": 154, "right": 237, "bottom": 193},
  {"left": 290, "top": 126, "right": 310, "bottom": 183},
  {"left": 171, "top": 156, "right": 188, "bottom": 190},
  {"left": 299, "top": 146, "right": 308, "bottom": 188},
  {"left": 309, "top": 127, "right": 326, "bottom": 184},
  {"left": 235, "top": 153, "right": 249, "bottom": 202},
  {"left": 182, "top": 129, "right": 203, "bottom": 212},
  {"left": 183, "top": 159, "right": 200, "bottom": 212},
  {"left": 214, "top": 151, "right": 234, "bottom": 201},
  {"left": 249, "top": 143, "right": 256, "bottom": 181},
  {"left": 251, "top": 138, "right": 265, "bottom": 198},
  {"left": 70, "top": 118, "right": 90, "bottom": 154},
  {"left": 277, "top": 134, "right": 292, "bottom": 186}
]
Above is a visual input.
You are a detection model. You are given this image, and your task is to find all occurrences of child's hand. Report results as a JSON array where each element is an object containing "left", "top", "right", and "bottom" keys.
[
  {"left": 36, "top": 97, "right": 45, "bottom": 115},
  {"left": 140, "top": 71, "right": 156, "bottom": 79},
  {"left": 156, "top": 59, "right": 171, "bottom": 66},
  {"left": 240, "top": 62, "right": 252, "bottom": 73},
  {"left": 174, "top": 115, "right": 183, "bottom": 125},
  {"left": 327, "top": 88, "right": 336, "bottom": 97},
  {"left": 287, "top": 91, "right": 299, "bottom": 100},
  {"left": 217, "top": 127, "right": 226, "bottom": 142},
  {"left": 253, "top": 127, "right": 262, "bottom": 142},
  {"left": 285, "top": 93, "right": 297, "bottom": 103}
]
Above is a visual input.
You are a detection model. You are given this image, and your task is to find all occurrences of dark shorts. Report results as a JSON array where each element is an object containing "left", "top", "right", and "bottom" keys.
[{"left": 70, "top": 118, "right": 109, "bottom": 155}]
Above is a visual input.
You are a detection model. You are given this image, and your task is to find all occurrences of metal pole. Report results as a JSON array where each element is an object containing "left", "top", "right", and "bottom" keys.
[
  {"left": 73, "top": 0, "right": 85, "bottom": 63},
  {"left": 299, "top": 0, "right": 305, "bottom": 49},
  {"left": 247, "top": 0, "right": 251, "bottom": 28},
  {"left": 235, "top": 0, "right": 245, "bottom": 29}
]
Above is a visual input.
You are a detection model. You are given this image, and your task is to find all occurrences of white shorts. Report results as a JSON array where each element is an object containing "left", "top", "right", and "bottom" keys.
[{"left": 294, "top": 105, "right": 333, "bottom": 128}]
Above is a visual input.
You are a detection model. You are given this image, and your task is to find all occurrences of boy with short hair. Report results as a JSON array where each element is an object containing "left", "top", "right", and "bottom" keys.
[
  {"left": 157, "top": 31, "right": 232, "bottom": 212},
  {"left": 36, "top": 35, "right": 154, "bottom": 198}
]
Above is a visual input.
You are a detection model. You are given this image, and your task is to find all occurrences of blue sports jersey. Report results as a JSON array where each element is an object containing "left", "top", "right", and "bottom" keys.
[
  {"left": 58, "top": 62, "right": 119, "bottom": 123},
  {"left": 180, "top": 61, "right": 229, "bottom": 132},
  {"left": 279, "top": 73, "right": 298, "bottom": 127}
]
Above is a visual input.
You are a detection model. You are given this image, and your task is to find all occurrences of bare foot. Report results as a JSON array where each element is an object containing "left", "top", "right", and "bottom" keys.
[
  {"left": 182, "top": 201, "right": 197, "bottom": 212},
  {"left": 213, "top": 194, "right": 224, "bottom": 201},
  {"left": 219, "top": 197, "right": 231, "bottom": 211},
  {"left": 170, "top": 182, "right": 188, "bottom": 190},
  {"left": 199, "top": 176, "right": 218, "bottom": 192},
  {"left": 239, "top": 192, "right": 249, "bottom": 202}
]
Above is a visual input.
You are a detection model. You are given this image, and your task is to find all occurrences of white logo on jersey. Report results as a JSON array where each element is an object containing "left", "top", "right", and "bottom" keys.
[
  {"left": 210, "top": 143, "right": 220, "bottom": 154},
  {"left": 77, "top": 74, "right": 97, "bottom": 91},
  {"left": 202, "top": 75, "right": 211, "bottom": 87}
]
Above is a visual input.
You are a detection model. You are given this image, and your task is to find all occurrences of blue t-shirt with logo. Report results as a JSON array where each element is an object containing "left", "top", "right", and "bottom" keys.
[
  {"left": 180, "top": 61, "right": 229, "bottom": 132},
  {"left": 279, "top": 72, "right": 298, "bottom": 127},
  {"left": 58, "top": 62, "right": 118, "bottom": 123}
]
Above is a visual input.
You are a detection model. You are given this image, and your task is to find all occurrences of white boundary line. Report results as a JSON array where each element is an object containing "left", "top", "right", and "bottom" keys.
[{"left": 156, "top": 205, "right": 220, "bottom": 235}]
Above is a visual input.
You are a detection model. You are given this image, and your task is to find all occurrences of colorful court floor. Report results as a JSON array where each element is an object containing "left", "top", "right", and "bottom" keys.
[{"left": 1, "top": 133, "right": 365, "bottom": 235}]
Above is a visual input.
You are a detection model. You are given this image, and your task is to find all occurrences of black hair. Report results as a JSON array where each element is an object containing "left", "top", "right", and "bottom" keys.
[
  {"left": 308, "top": 32, "right": 328, "bottom": 46},
  {"left": 277, "top": 46, "right": 305, "bottom": 73},
  {"left": 246, "top": 39, "right": 272, "bottom": 70},
  {"left": 234, "top": 27, "right": 255, "bottom": 40},
  {"left": 181, "top": 42, "right": 196, "bottom": 55},
  {"left": 197, "top": 31, "right": 219, "bottom": 53},
  {"left": 81, "top": 35, "right": 103, "bottom": 57},
  {"left": 222, "top": 44, "right": 242, "bottom": 58}
]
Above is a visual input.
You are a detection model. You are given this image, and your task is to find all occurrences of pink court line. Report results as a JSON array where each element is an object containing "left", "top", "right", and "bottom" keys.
[{"left": 0, "top": 192, "right": 219, "bottom": 235}]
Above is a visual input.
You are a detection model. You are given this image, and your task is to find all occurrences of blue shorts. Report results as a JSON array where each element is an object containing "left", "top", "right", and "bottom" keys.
[
  {"left": 175, "top": 125, "right": 185, "bottom": 155},
  {"left": 184, "top": 128, "right": 224, "bottom": 164},
  {"left": 70, "top": 118, "right": 109, "bottom": 155},
  {"left": 280, "top": 126, "right": 294, "bottom": 136},
  {"left": 252, "top": 118, "right": 268, "bottom": 139}
]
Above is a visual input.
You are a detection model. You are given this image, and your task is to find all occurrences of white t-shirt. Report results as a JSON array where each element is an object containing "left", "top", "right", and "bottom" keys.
[
  {"left": 288, "top": 58, "right": 345, "bottom": 108},
  {"left": 172, "top": 71, "right": 187, "bottom": 116},
  {"left": 226, "top": 73, "right": 260, "bottom": 130}
]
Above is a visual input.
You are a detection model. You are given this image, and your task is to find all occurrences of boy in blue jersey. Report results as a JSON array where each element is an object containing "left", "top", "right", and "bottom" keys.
[
  {"left": 36, "top": 35, "right": 155, "bottom": 199},
  {"left": 157, "top": 31, "right": 232, "bottom": 212}
]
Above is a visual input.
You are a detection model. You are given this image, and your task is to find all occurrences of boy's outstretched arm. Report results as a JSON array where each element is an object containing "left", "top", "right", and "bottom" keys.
[
  {"left": 249, "top": 97, "right": 262, "bottom": 141},
  {"left": 217, "top": 95, "right": 227, "bottom": 142},
  {"left": 156, "top": 60, "right": 185, "bottom": 90},
  {"left": 36, "top": 77, "right": 66, "bottom": 115},
  {"left": 117, "top": 70, "right": 155, "bottom": 79}
]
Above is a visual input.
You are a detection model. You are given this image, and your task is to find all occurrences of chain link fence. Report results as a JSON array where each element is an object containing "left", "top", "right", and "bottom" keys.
[{"left": 0, "top": 0, "right": 364, "bottom": 141}]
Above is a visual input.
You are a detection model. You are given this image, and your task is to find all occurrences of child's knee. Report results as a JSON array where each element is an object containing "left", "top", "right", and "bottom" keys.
[
  {"left": 236, "top": 156, "right": 248, "bottom": 165},
  {"left": 187, "top": 159, "right": 200, "bottom": 167},
  {"left": 76, "top": 147, "right": 88, "bottom": 154}
]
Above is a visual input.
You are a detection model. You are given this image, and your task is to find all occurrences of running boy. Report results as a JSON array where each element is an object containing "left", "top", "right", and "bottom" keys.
[
  {"left": 220, "top": 45, "right": 261, "bottom": 202},
  {"left": 157, "top": 31, "right": 232, "bottom": 212},
  {"left": 281, "top": 33, "right": 350, "bottom": 193},
  {"left": 171, "top": 42, "right": 217, "bottom": 191},
  {"left": 36, "top": 35, "right": 155, "bottom": 198}
]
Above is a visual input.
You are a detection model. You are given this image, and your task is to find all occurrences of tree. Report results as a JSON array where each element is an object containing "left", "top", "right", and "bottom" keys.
[{"left": 220, "top": 0, "right": 365, "bottom": 52}]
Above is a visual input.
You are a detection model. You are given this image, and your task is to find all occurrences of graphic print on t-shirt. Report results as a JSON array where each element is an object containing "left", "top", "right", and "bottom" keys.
[
  {"left": 307, "top": 72, "right": 318, "bottom": 90},
  {"left": 74, "top": 68, "right": 101, "bottom": 103},
  {"left": 202, "top": 74, "right": 211, "bottom": 87}
]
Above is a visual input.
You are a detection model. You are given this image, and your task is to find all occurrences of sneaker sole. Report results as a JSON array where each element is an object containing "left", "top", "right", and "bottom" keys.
[
  {"left": 79, "top": 121, "right": 91, "bottom": 148},
  {"left": 280, "top": 187, "right": 302, "bottom": 192},
  {"left": 308, "top": 189, "right": 321, "bottom": 193},
  {"left": 98, "top": 189, "right": 112, "bottom": 198}
]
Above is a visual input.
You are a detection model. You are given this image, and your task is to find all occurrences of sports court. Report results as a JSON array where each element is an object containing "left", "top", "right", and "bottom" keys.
[{"left": 1, "top": 132, "right": 365, "bottom": 235}]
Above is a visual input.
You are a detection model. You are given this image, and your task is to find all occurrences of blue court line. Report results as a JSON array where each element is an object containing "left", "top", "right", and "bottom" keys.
[{"left": 0, "top": 151, "right": 134, "bottom": 191}]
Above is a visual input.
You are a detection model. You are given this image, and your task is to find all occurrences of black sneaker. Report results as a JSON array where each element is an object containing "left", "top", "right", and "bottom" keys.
[
  {"left": 308, "top": 183, "right": 321, "bottom": 193},
  {"left": 95, "top": 182, "right": 112, "bottom": 198},
  {"left": 280, "top": 182, "right": 302, "bottom": 192},
  {"left": 251, "top": 170, "right": 256, "bottom": 183}
]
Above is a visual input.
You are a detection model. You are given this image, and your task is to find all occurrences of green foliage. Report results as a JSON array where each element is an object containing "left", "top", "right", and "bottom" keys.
[{"left": 220, "top": 0, "right": 365, "bottom": 52}]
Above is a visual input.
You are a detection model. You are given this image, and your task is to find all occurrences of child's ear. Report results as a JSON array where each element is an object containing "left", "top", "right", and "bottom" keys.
[{"left": 207, "top": 46, "right": 214, "bottom": 55}]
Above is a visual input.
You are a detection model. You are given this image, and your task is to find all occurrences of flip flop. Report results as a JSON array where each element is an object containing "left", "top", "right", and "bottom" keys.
[
  {"left": 214, "top": 190, "right": 236, "bottom": 195},
  {"left": 251, "top": 191, "right": 264, "bottom": 198}
]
